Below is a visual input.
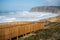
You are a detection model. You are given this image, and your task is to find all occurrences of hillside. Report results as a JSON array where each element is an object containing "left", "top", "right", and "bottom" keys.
[
  {"left": 39, "top": 16, "right": 60, "bottom": 22},
  {"left": 29, "top": 6, "right": 60, "bottom": 13}
]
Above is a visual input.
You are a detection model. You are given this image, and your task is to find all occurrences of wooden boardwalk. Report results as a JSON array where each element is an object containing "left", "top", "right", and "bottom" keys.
[{"left": 0, "top": 22, "right": 44, "bottom": 40}]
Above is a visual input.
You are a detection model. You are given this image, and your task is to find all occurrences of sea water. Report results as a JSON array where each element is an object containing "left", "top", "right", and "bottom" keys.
[{"left": 0, "top": 11, "right": 59, "bottom": 23}]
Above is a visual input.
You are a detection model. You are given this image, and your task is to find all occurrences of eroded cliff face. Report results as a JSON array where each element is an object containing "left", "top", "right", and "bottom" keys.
[{"left": 29, "top": 6, "right": 60, "bottom": 13}]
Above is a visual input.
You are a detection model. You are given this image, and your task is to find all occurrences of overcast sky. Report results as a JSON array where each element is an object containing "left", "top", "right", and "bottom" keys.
[{"left": 0, "top": 0, "right": 60, "bottom": 11}]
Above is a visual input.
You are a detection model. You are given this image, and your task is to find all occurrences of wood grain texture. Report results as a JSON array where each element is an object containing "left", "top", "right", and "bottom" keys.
[{"left": 0, "top": 22, "right": 44, "bottom": 40}]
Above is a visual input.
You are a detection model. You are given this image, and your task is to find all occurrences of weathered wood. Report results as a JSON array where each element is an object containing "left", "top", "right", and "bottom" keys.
[{"left": 0, "top": 22, "right": 44, "bottom": 40}]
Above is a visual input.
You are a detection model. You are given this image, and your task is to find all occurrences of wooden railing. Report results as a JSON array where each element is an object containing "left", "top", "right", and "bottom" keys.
[{"left": 0, "top": 22, "right": 44, "bottom": 40}]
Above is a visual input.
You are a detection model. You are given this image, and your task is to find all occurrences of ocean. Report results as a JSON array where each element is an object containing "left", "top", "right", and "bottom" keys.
[{"left": 0, "top": 11, "right": 59, "bottom": 23}]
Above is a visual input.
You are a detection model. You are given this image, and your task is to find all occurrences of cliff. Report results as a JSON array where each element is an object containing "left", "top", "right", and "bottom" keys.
[{"left": 29, "top": 6, "right": 60, "bottom": 13}]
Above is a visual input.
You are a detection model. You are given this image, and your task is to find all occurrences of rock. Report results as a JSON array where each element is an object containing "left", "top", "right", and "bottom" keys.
[{"left": 29, "top": 6, "right": 60, "bottom": 13}]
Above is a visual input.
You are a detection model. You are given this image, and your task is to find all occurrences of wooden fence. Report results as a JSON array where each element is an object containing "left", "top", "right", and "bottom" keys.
[{"left": 0, "top": 22, "right": 44, "bottom": 40}]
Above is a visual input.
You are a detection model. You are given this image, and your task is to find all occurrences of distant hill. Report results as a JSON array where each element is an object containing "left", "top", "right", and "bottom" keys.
[{"left": 29, "top": 6, "right": 60, "bottom": 13}]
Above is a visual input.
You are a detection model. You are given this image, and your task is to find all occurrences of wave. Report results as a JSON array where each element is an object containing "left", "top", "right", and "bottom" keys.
[{"left": 0, "top": 11, "right": 59, "bottom": 23}]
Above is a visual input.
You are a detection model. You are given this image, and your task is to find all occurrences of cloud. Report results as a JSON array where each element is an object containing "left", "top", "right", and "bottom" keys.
[
  {"left": 46, "top": 0, "right": 59, "bottom": 2},
  {"left": 46, "top": 0, "right": 60, "bottom": 5},
  {"left": 46, "top": 0, "right": 55, "bottom": 2}
]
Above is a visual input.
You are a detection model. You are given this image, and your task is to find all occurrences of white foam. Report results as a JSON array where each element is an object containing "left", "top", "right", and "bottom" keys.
[{"left": 0, "top": 11, "right": 59, "bottom": 23}]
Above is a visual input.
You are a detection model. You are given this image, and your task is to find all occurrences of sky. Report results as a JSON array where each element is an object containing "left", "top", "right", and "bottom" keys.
[{"left": 0, "top": 0, "right": 60, "bottom": 11}]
